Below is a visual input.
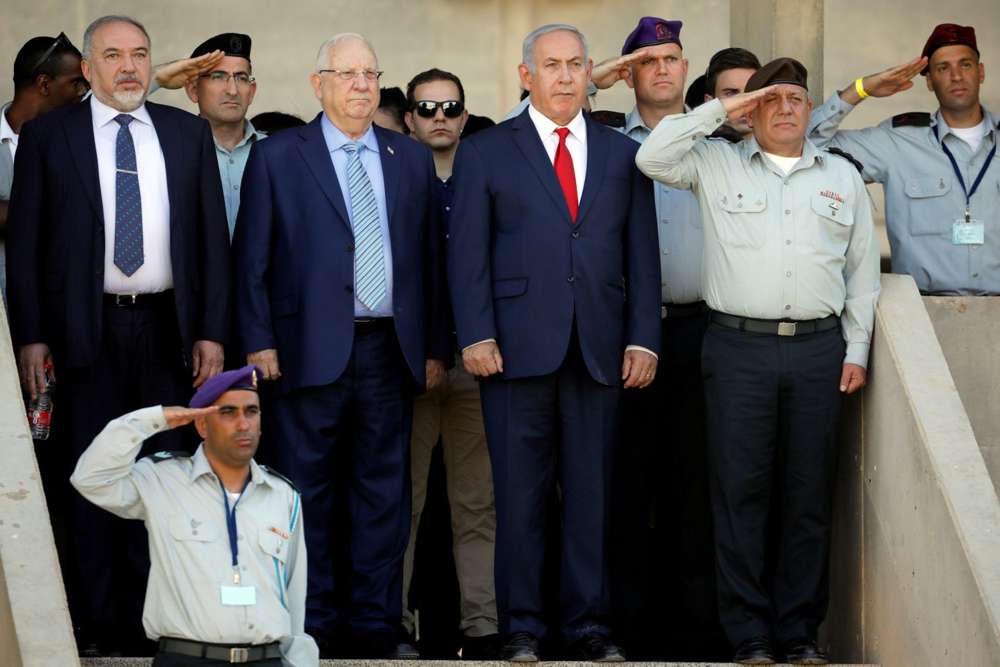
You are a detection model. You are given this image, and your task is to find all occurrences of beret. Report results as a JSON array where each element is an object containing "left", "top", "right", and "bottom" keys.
[
  {"left": 744, "top": 57, "right": 807, "bottom": 92},
  {"left": 921, "top": 24, "right": 977, "bottom": 74},
  {"left": 621, "top": 17, "right": 682, "bottom": 56},
  {"left": 191, "top": 32, "right": 251, "bottom": 61},
  {"left": 190, "top": 365, "right": 259, "bottom": 408}
]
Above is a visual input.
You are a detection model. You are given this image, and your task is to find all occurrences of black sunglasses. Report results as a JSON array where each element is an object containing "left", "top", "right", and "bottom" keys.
[
  {"left": 31, "top": 32, "right": 71, "bottom": 76},
  {"left": 414, "top": 100, "right": 464, "bottom": 119}
]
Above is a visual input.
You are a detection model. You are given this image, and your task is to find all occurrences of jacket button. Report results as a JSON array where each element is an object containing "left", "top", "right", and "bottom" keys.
[
  {"left": 567, "top": 274, "right": 575, "bottom": 283},
  {"left": 345, "top": 285, "right": 353, "bottom": 293},
  {"left": 571, "top": 231, "right": 580, "bottom": 239}
]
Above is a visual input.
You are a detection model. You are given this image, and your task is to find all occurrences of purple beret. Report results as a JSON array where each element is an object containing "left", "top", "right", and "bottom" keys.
[
  {"left": 921, "top": 24, "right": 978, "bottom": 74},
  {"left": 621, "top": 17, "right": 683, "bottom": 56},
  {"left": 189, "top": 364, "right": 260, "bottom": 408}
]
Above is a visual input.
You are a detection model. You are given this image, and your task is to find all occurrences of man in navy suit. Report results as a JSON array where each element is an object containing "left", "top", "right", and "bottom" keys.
[
  {"left": 6, "top": 15, "right": 230, "bottom": 655},
  {"left": 233, "top": 32, "right": 448, "bottom": 659},
  {"left": 448, "top": 23, "right": 660, "bottom": 662}
]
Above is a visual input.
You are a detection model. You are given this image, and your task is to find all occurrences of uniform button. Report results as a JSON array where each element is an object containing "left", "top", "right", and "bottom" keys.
[
  {"left": 233, "top": 185, "right": 239, "bottom": 190},
  {"left": 237, "top": 534, "right": 244, "bottom": 541},
  {"left": 786, "top": 271, "right": 792, "bottom": 277},
  {"left": 973, "top": 272, "right": 980, "bottom": 277},
  {"left": 785, "top": 209, "right": 791, "bottom": 215},
  {"left": 567, "top": 274, "right": 575, "bottom": 283},
  {"left": 662, "top": 249, "right": 669, "bottom": 255},
  {"left": 445, "top": 206, "right": 451, "bottom": 211},
  {"left": 228, "top": 159, "right": 234, "bottom": 164},
  {"left": 784, "top": 304, "right": 792, "bottom": 311},
  {"left": 248, "top": 624, "right": 254, "bottom": 630},
  {"left": 571, "top": 231, "right": 580, "bottom": 239},
  {"left": 786, "top": 240, "right": 792, "bottom": 246},
  {"left": 345, "top": 285, "right": 353, "bottom": 293}
]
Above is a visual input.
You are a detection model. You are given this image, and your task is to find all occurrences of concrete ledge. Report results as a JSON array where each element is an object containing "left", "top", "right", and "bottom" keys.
[
  {"left": 81, "top": 660, "right": 879, "bottom": 667},
  {"left": 0, "top": 299, "right": 79, "bottom": 666}
]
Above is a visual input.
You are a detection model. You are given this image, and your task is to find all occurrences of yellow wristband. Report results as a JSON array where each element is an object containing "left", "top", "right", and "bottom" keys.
[{"left": 855, "top": 77, "right": 869, "bottom": 99}]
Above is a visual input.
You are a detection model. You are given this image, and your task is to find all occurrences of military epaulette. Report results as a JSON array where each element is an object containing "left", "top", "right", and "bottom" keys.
[
  {"left": 825, "top": 147, "right": 865, "bottom": 175},
  {"left": 710, "top": 124, "right": 744, "bottom": 144},
  {"left": 145, "top": 450, "right": 191, "bottom": 463},
  {"left": 891, "top": 112, "right": 932, "bottom": 128},
  {"left": 589, "top": 109, "right": 627, "bottom": 129},
  {"left": 260, "top": 465, "right": 299, "bottom": 493}
]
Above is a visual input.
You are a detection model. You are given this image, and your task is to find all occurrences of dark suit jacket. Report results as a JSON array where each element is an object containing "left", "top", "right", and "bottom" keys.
[
  {"left": 447, "top": 109, "right": 661, "bottom": 386},
  {"left": 232, "top": 114, "right": 448, "bottom": 393},
  {"left": 6, "top": 99, "right": 231, "bottom": 368}
]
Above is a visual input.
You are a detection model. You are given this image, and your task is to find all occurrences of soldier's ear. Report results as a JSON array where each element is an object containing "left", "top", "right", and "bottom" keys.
[{"left": 194, "top": 416, "right": 208, "bottom": 439}]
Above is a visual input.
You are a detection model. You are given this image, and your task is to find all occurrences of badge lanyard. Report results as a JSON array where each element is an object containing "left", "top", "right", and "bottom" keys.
[
  {"left": 220, "top": 478, "right": 250, "bottom": 585},
  {"left": 935, "top": 124, "right": 997, "bottom": 222}
]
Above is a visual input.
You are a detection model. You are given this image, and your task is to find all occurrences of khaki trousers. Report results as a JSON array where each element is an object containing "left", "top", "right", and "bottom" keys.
[{"left": 402, "top": 357, "right": 498, "bottom": 638}]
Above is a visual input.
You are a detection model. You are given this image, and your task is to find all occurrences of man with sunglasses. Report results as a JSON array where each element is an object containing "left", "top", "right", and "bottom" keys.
[
  {"left": 1, "top": 33, "right": 88, "bottom": 296},
  {"left": 233, "top": 32, "right": 448, "bottom": 659},
  {"left": 400, "top": 68, "right": 499, "bottom": 659},
  {"left": 184, "top": 33, "right": 265, "bottom": 239}
]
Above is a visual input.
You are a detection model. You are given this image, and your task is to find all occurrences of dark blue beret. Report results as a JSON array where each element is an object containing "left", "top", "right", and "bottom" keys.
[{"left": 191, "top": 33, "right": 251, "bottom": 61}]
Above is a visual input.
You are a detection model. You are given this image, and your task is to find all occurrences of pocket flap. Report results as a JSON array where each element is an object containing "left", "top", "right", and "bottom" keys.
[
  {"left": 492, "top": 277, "right": 529, "bottom": 299},
  {"left": 170, "top": 515, "right": 218, "bottom": 542},
  {"left": 270, "top": 294, "right": 298, "bottom": 317},
  {"left": 258, "top": 527, "right": 288, "bottom": 563},
  {"left": 905, "top": 176, "right": 951, "bottom": 198},
  {"left": 811, "top": 194, "right": 854, "bottom": 226}
]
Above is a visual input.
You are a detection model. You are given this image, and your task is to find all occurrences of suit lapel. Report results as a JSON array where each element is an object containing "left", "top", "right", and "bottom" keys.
[
  {"left": 576, "top": 114, "right": 607, "bottom": 226},
  {"left": 146, "top": 102, "right": 183, "bottom": 255},
  {"left": 373, "top": 125, "right": 401, "bottom": 229},
  {"left": 297, "top": 114, "right": 351, "bottom": 231},
  {"left": 64, "top": 101, "right": 104, "bottom": 224},
  {"left": 511, "top": 109, "right": 574, "bottom": 225}
]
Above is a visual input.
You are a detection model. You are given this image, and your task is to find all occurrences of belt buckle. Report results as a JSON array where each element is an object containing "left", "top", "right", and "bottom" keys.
[
  {"left": 777, "top": 321, "right": 797, "bottom": 337},
  {"left": 115, "top": 293, "right": 138, "bottom": 306},
  {"left": 660, "top": 305, "right": 668, "bottom": 319},
  {"left": 229, "top": 647, "right": 249, "bottom": 663}
]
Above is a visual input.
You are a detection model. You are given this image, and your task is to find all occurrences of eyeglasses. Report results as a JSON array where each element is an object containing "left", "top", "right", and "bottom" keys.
[
  {"left": 317, "top": 69, "right": 383, "bottom": 82},
  {"left": 31, "top": 32, "right": 71, "bottom": 76},
  {"left": 200, "top": 71, "right": 255, "bottom": 86},
  {"left": 414, "top": 100, "right": 464, "bottom": 119}
]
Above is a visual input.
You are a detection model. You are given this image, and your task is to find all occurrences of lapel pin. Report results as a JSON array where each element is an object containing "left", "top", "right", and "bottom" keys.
[{"left": 386, "top": 145, "right": 395, "bottom": 155}]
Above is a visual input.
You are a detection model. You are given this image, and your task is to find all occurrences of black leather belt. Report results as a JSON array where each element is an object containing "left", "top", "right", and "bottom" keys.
[
  {"left": 103, "top": 290, "right": 174, "bottom": 308},
  {"left": 661, "top": 301, "right": 708, "bottom": 319},
  {"left": 354, "top": 317, "right": 393, "bottom": 334},
  {"left": 158, "top": 637, "right": 281, "bottom": 663},
  {"left": 710, "top": 311, "right": 839, "bottom": 337}
]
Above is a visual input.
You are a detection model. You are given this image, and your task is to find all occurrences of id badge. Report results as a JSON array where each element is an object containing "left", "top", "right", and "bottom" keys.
[
  {"left": 220, "top": 584, "right": 257, "bottom": 606},
  {"left": 953, "top": 219, "right": 985, "bottom": 245}
]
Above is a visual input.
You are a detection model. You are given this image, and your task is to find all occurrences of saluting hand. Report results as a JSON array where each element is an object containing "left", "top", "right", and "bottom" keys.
[
  {"left": 590, "top": 47, "right": 654, "bottom": 90},
  {"left": 840, "top": 363, "right": 868, "bottom": 395},
  {"left": 855, "top": 56, "right": 928, "bottom": 100},
  {"left": 462, "top": 340, "right": 504, "bottom": 378},
  {"left": 164, "top": 405, "right": 220, "bottom": 429},
  {"left": 154, "top": 50, "right": 225, "bottom": 90},
  {"left": 719, "top": 85, "right": 780, "bottom": 123}
]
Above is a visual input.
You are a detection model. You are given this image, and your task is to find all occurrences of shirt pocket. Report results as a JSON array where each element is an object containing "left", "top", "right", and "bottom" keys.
[
  {"left": 716, "top": 190, "right": 767, "bottom": 248},
  {"left": 258, "top": 527, "right": 289, "bottom": 564},
  {"left": 903, "top": 175, "right": 952, "bottom": 236},
  {"left": 810, "top": 193, "right": 854, "bottom": 255},
  {"left": 169, "top": 515, "right": 219, "bottom": 544}
]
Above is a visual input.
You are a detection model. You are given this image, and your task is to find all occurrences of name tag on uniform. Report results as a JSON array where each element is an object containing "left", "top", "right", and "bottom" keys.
[
  {"left": 220, "top": 584, "right": 257, "bottom": 606},
  {"left": 953, "top": 220, "right": 985, "bottom": 245}
]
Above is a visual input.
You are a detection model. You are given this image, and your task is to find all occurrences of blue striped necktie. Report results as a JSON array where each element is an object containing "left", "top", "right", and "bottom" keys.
[
  {"left": 343, "top": 141, "right": 386, "bottom": 310},
  {"left": 113, "top": 114, "right": 144, "bottom": 276}
]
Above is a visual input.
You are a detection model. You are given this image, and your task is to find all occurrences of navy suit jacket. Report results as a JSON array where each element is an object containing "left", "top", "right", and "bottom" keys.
[
  {"left": 233, "top": 114, "right": 448, "bottom": 393},
  {"left": 6, "top": 100, "right": 231, "bottom": 368},
  {"left": 447, "top": 109, "right": 661, "bottom": 386}
]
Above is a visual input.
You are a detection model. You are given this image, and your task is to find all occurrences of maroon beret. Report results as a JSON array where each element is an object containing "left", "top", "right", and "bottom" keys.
[{"left": 921, "top": 24, "right": 978, "bottom": 74}]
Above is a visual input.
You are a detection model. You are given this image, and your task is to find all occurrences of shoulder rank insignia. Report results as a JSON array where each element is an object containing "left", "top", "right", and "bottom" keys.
[
  {"left": 145, "top": 450, "right": 191, "bottom": 463},
  {"left": 825, "top": 147, "right": 865, "bottom": 175},
  {"left": 891, "top": 112, "right": 931, "bottom": 128},
  {"left": 260, "top": 465, "right": 300, "bottom": 493},
  {"left": 589, "top": 109, "right": 627, "bottom": 129}
]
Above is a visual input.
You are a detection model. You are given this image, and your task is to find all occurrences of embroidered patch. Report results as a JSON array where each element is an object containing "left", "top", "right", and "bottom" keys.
[
  {"left": 819, "top": 189, "right": 844, "bottom": 203},
  {"left": 269, "top": 526, "right": 290, "bottom": 540}
]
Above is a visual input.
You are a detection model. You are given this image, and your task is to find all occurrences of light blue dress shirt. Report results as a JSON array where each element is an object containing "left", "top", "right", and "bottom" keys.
[
  {"left": 621, "top": 106, "right": 704, "bottom": 305},
  {"left": 320, "top": 115, "right": 394, "bottom": 318},
  {"left": 216, "top": 119, "right": 266, "bottom": 239}
]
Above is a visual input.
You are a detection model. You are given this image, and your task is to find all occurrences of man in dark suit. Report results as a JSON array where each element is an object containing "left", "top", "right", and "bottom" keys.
[
  {"left": 233, "top": 32, "right": 448, "bottom": 659},
  {"left": 6, "top": 14, "right": 230, "bottom": 655},
  {"left": 448, "top": 23, "right": 660, "bottom": 662}
]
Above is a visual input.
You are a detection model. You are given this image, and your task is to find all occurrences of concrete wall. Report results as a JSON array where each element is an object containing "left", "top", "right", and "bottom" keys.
[
  {"left": 0, "top": 296, "right": 79, "bottom": 665},
  {"left": 825, "top": 274, "right": 1000, "bottom": 666},
  {"left": 924, "top": 296, "right": 1000, "bottom": 499}
]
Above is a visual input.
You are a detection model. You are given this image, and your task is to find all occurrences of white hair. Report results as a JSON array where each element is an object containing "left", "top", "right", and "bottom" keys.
[
  {"left": 82, "top": 15, "right": 150, "bottom": 60},
  {"left": 521, "top": 23, "right": 588, "bottom": 73},
  {"left": 314, "top": 32, "right": 377, "bottom": 71}
]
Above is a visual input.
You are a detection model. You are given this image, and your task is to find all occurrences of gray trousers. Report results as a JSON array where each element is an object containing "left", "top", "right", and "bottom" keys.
[{"left": 402, "top": 356, "right": 498, "bottom": 638}]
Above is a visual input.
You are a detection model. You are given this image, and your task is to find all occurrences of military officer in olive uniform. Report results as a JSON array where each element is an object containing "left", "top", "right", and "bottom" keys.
[
  {"left": 71, "top": 365, "right": 318, "bottom": 666},
  {"left": 636, "top": 58, "right": 880, "bottom": 665}
]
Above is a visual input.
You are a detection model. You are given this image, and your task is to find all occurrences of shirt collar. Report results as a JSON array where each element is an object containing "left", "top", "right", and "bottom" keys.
[
  {"left": 932, "top": 107, "right": 996, "bottom": 145},
  {"left": 0, "top": 102, "right": 16, "bottom": 144},
  {"left": 321, "top": 113, "right": 378, "bottom": 154},
  {"left": 527, "top": 103, "right": 587, "bottom": 144},
  {"left": 188, "top": 444, "right": 274, "bottom": 490},
  {"left": 90, "top": 93, "right": 152, "bottom": 128},
  {"left": 742, "top": 134, "right": 823, "bottom": 170},
  {"left": 623, "top": 106, "right": 650, "bottom": 139},
  {"left": 215, "top": 119, "right": 267, "bottom": 154}
]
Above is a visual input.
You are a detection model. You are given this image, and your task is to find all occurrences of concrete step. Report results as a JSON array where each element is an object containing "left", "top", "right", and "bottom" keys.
[{"left": 82, "top": 659, "right": 880, "bottom": 666}]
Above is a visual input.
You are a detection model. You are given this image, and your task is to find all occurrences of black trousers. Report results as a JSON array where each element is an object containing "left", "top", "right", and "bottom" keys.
[
  {"left": 612, "top": 310, "right": 726, "bottom": 660},
  {"left": 701, "top": 323, "right": 844, "bottom": 647},
  {"left": 480, "top": 329, "right": 620, "bottom": 643},
  {"left": 60, "top": 297, "right": 194, "bottom": 650}
]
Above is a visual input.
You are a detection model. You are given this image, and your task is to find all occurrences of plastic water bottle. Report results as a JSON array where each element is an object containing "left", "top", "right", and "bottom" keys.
[{"left": 27, "top": 362, "right": 54, "bottom": 441}]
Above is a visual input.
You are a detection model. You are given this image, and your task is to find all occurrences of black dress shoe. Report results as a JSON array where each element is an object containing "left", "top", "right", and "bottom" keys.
[
  {"left": 501, "top": 632, "right": 539, "bottom": 662},
  {"left": 391, "top": 639, "right": 421, "bottom": 659},
  {"left": 733, "top": 635, "right": 776, "bottom": 664},
  {"left": 784, "top": 638, "right": 828, "bottom": 665},
  {"left": 568, "top": 634, "right": 626, "bottom": 662},
  {"left": 463, "top": 633, "right": 501, "bottom": 660}
]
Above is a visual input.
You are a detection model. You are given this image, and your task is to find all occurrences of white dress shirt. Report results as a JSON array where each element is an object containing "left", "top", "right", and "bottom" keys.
[
  {"left": 91, "top": 95, "right": 173, "bottom": 294},
  {"left": 1, "top": 103, "right": 18, "bottom": 160},
  {"left": 527, "top": 104, "right": 587, "bottom": 202}
]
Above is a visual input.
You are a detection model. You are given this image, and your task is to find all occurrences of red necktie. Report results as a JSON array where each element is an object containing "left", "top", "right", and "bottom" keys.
[{"left": 553, "top": 127, "right": 578, "bottom": 222}]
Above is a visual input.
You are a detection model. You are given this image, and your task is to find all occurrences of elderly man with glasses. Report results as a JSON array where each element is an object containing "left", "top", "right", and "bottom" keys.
[{"left": 233, "top": 32, "right": 449, "bottom": 659}]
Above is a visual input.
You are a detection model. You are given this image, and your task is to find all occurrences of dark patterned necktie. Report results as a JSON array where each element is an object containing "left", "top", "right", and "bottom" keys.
[{"left": 113, "top": 114, "right": 144, "bottom": 276}]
